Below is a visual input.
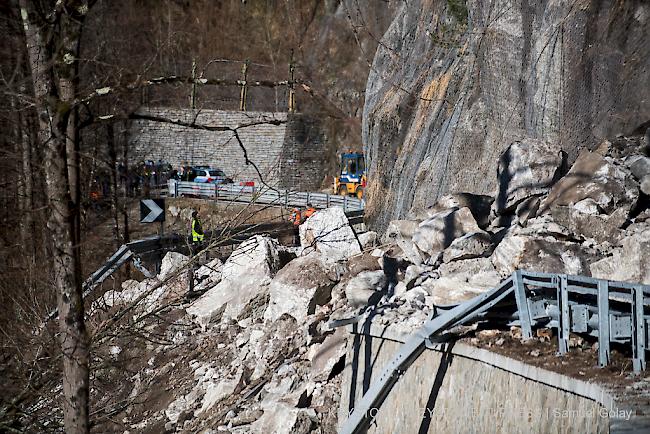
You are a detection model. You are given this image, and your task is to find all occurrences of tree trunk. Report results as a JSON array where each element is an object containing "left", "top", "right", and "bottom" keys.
[
  {"left": 19, "top": 2, "right": 90, "bottom": 433},
  {"left": 19, "top": 102, "right": 35, "bottom": 260},
  {"left": 107, "top": 123, "right": 121, "bottom": 248},
  {"left": 59, "top": 11, "right": 82, "bottom": 253},
  {"left": 121, "top": 123, "right": 131, "bottom": 277}
]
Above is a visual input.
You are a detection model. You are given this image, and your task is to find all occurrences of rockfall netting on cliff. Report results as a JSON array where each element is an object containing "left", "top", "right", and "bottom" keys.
[{"left": 363, "top": 0, "right": 650, "bottom": 231}]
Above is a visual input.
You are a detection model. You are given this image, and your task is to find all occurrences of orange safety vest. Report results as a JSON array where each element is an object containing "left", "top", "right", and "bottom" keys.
[
  {"left": 304, "top": 207, "right": 316, "bottom": 218},
  {"left": 289, "top": 208, "right": 301, "bottom": 225}
]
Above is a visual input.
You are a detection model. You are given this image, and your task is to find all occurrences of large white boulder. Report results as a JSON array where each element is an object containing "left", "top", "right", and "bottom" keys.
[
  {"left": 264, "top": 255, "right": 335, "bottom": 323},
  {"left": 186, "top": 236, "right": 281, "bottom": 327},
  {"left": 590, "top": 224, "right": 650, "bottom": 284},
  {"left": 422, "top": 257, "right": 501, "bottom": 305},
  {"left": 158, "top": 251, "right": 190, "bottom": 281},
  {"left": 93, "top": 270, "right": 186, "bottom": 318},
  {"left": 96, "top": 279, "right": 160, "bottom": 314},
  {"left": 193, "top": 257, "right": 223, "bottom": 292},
  {"left": 344, "top": 270, "right": 386, "bottom": 307},
  {"left": 412, "top": 207, "right": 482, "bottom": 258},
  {"left": 299, "top": 207, "right": 361, "bottom": 262},
  {"left": 492, "top": 139, "right": 565, "bottom": 214},
  {"left": 250, "top": 402, "right": 316, "bottom": 434},
  {"left": 442, "top": 231, "right": 493, "bottom": 263},
  {"left": 384, "top": 219, "right": 424, "bottom": 264},
  {"left": 222, "top": 235, "right": 281, "bottom": 280},
  {"left": 491, "top": 234, "right": 593, "bottom": 277},
  {"left": 422, "top": 276, "right": 493, "bottom": 305},
  {"left": 541, "top": 150, "right": 638, "bottom": 215}
]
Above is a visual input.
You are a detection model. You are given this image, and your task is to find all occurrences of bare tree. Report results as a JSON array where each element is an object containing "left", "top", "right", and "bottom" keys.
[{"left": 18, "top": 1, "right": 92, "bottom": 432}]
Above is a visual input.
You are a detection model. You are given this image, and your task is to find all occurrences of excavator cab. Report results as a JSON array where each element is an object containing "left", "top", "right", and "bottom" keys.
[{"left": 334, "top": 152, "right": 366, "bottom": 199}]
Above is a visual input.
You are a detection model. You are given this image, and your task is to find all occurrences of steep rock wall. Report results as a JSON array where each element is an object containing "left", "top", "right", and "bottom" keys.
[{"left": 363, "top": 0, "right": 650, "bottom": 231}]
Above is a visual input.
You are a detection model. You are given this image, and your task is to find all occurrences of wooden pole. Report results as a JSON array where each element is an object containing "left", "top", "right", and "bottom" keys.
[
  {"left": 239, "top": 60, "right": 249, "bottom": 111},
  {"left": 190, "top": 58, "right": 197, "bottom": 109},
  {"left": 288, "top": 50, "right": 296, "bottom": 113}
]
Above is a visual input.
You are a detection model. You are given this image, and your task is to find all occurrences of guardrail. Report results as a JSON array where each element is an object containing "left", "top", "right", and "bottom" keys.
[
  {"left": 338, "top": 270, "right": 650, "bottom": 434},
  {"left": 47, "top": 208, "right": 365, "bottom": 322},
  {"left": 167, "top": 179, "right": 365, "bottom": 212}
]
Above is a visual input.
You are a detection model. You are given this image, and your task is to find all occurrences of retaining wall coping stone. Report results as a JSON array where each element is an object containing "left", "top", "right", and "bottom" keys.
[{"left": 346, "top": 321, "right": 650, "bottom": 432}]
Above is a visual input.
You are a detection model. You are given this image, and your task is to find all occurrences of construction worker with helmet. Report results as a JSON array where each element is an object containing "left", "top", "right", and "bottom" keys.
[
  {"left": 304, "top": 203, "right": 316, "bottom": 219},
  {"left": 289, "top": 207, "right": 302, "bottom": 225}
]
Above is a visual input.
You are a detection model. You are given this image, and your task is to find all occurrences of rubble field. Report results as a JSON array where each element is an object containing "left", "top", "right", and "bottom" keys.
[{"left": 74, "top": 134, "right": 650, "bottom": 433}]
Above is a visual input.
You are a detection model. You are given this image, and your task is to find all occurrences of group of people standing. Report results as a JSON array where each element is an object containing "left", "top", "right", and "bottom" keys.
[
  {"left": 288, "top": 202, "right": 316, "bottom": 226},
  {"left": 188, "top": 202, "right": 317, "bottom": 249},
  {"left": 289, "top": 202, "right": 316, "bottom": 243}
]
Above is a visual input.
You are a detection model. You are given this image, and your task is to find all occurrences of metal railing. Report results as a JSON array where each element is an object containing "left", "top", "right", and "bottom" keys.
[
  {"left": 339, "top": 270, "right": 650, "bottom": 434},
  {"left": 47, "top": 208, "right": 364, "bottom": 321},
  {"left": 167, "top": 179, "right": 365, "bottom": 212}
]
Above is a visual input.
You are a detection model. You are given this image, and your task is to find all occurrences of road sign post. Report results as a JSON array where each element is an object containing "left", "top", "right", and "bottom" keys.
[{"left": 140, "top": 199, "right": 165, "bottom": 273}]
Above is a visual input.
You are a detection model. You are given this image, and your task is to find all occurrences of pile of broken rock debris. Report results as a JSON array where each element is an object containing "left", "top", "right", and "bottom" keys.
[{"left": 89, "top": 136, "right": 649, "bottom": 433}]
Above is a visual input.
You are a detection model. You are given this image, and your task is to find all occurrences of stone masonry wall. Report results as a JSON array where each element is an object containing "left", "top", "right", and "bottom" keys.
[
  {"left": 129, "top": 107, "right": 327, "bottom": 190},
  {"left": 340, "top": 336, "right": 608, "bottom": 433},
  {"left": 279, "top": 114, "right": 327, "bottom": 192}
]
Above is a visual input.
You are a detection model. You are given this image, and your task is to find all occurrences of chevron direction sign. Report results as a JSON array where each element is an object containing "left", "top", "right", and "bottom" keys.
[{"left": 140, "top": 199, "right": 165, "bottom": 223}]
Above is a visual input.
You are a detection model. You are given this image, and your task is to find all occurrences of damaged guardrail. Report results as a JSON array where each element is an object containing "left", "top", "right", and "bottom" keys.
[
  {"left": 339, "top": 270, "right": 650, "bottom": 434},
  {"left": 47, "top": 210, "right": 364, "bottom": 321}
]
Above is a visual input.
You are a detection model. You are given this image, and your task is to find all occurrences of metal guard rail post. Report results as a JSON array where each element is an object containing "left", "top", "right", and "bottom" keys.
[{"left": 339, "top": 271, "right": 650, "bottom": 434}]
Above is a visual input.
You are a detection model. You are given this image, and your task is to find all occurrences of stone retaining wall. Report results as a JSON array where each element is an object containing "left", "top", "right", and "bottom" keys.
[
  {"left": 129, "top": 107, "right": 326, "bottom": 191},
  {"left": 339, "top": 333, "right": 613, "bottom": 433}
]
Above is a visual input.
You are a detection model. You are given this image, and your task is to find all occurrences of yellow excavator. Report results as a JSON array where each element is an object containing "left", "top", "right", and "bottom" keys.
[{"left": 333, "top": 152, "right": 366, "bottom": 199}]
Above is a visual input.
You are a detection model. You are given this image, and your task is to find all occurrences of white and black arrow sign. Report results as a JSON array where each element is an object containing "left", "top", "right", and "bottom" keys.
[{"left": 140, "top": 199, "right": 165, "bottom": 223}]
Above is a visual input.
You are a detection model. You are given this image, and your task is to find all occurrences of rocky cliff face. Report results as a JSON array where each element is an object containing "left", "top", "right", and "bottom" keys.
[{"left": 363, "top": 0, "right": 650, "bottom": 231}]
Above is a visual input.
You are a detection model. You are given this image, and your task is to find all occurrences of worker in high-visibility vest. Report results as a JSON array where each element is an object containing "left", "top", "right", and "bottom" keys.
[
  {"left": 303, "top": 203, "right": 316, "bottom": 219},
  {"left": 191, "top": 211, "right": 204, "bottom": 243}
]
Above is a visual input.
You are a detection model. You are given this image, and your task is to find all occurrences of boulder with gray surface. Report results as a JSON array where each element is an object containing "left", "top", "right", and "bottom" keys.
[
  {"left": 344, "top": 270, "right": 386, "bottom": 308},
  {"left": 412, "top": 207, "right": 483, "bottom": 259},
  {"left": 384, "top": 219, "right": 424, "bottom": 264},
  {"left": 300, "top": 207, "right": 361, "bottom": 262},
  {"left": 537, "top": 149, "right": 641, "bottom": 241},
  {"left": 492, "top": 139, "right": 565, "bottom": 215},
  {"left": 491, "top": 233, "right": 594, "bottom": 277},
  {"left": 357, "top": 231, "right": 378, "bottom": 250},
  {"left": 626, "top": 155, "right": 650, "bottom": 180},
  {"left": 307, "top": 328, "right": 348, "bottom": 382},
  {"left": 420, "top": 257, "right": 501, "bottom": 305},
  {"left": 442, "top": 231, "right": 494, "bottom": 263},
  {"left": 192, "top": 257, "right": 223, "bottom": 292},
  {"left": 158, "top": 251, "right": 190, "bottom": 281},
  {"left": 590, "top": 223, "right": 650, "bottom": 284},
  {"left": 551, "top": 205, "right": 627, "bottom": 244},
  {"left": 186, "top": 236, "right": 281, "bottom": 327},
  {"left": 513, "top": 215, "right": 571, "bottom": 240},
  {"left": 541, "top": 150, "right": 638, "bottom": 215},
  {"left": 264, "top": 255, "right": 335, "bottom": 323},
  {"left": 415, "top": 193, "right": 493, "bottom": 229}
]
